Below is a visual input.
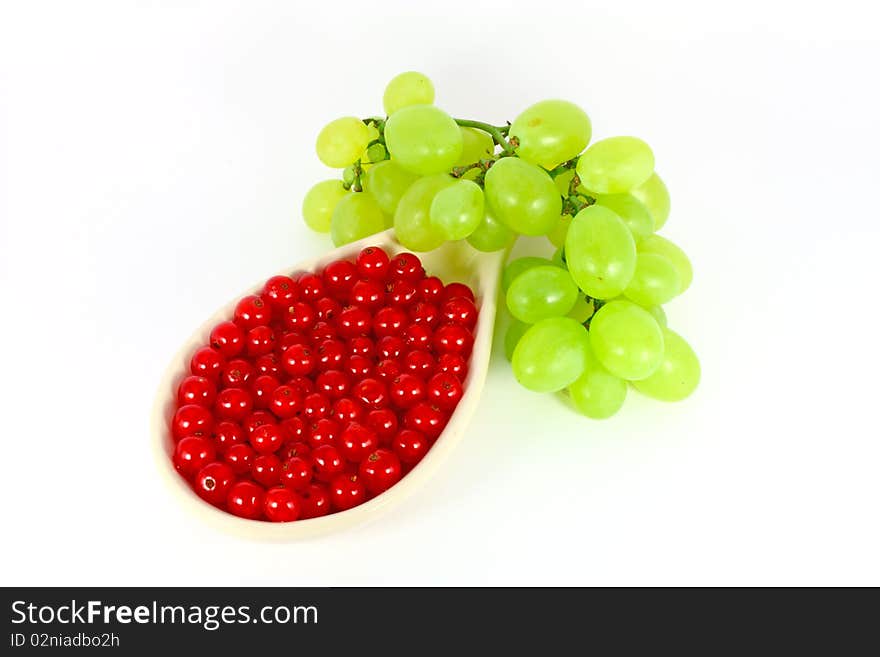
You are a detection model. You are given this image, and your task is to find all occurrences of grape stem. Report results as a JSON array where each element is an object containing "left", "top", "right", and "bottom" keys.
[{"left": 453, "top": 118, "right": 515, "bottom": 156}]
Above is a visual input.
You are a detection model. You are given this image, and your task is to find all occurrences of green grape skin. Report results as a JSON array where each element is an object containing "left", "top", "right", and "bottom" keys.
[
  {"left": 551, "top": 245, "right": 566, "bottom": 268},
  {"left": 568, "top": 296, "right": 595, "bottom": 323},
  {"left": 647, "top": 304, "right": 667, "bottom": 327},
  {"left": 316, "top": 117, "right": 373, "bottom": 168},
  {"left": 638, "top": 234, "right": 693, "bottom": 294},
  {"left": 504, "top": 319, "right": 529, "bottom": 362},
  {"left": 509, "top": 99, "right": 592, "bottom": 169},
  {"left": 383, "top": 71, "right": 435, "bottom": 116},
  {"left": 466, "top": 208, "right": 516, "bottom": 252},
  {"left": 568, "top": 342, "right": 627, "bottom": 419},
  {"left": 456, "top": 127, "right": 495, "bottom": 166},
  {"left": 363, "top": 160, "right": 418, "bottom": 215},
  {"left": 484, "top": 157, "right": 562, "bottom": 235},
  {"left": 576, "top": 136, "right": 655, "bottom": 194},
  {"left": 384, "top": 105, "right": 463, "bottom": 176},
  {"left": 302, "top": 180, "right": 349, "bottom": 233},
  {"left": 623, "top": 253, "right": 681, "bottom": 307},
  {"left": 633, "top": 328, "right": 700, "bottom": 401},
  {"left": 512, "top": 317, "right": 590, "bottom": 393},
  {"left": 429, "top": 179, "right": 484, "bottom": 240},
  {"left": 629, "top": 173, "right": 670, "bottom": 231},
  {"left": 330, "top": 192, "right": 388, "bottom": 246},
  {"left": 364, "top": 142, "right": 387, "bottom": 164},
  {"left": 502, "top": 256, "right": 559, "bottom": 292},
  {"left": 547, "top": 213, "right": 572, "bottom": 248},
  {"left": 564, "top": 205, "right": 636, "bottom": 299},
  {"left": 506, "top": 265, "right": 579, "bottom": 324},
  {"left": 589, "top": 300, "right": 664, "bottom": 381},
  {"left": 554, "top": 169, "right": 576, "bottom": 196},
  {"left": 393, "top": 174, "right": 453, "bottom": 252},
  {"left": 594, "top": 193, "right": 654, "bottom": 243}
]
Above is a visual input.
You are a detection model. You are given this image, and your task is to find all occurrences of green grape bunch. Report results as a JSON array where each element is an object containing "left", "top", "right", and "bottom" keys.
[{"left": 300, "top": 71, "right": 700, "bottom": 419}]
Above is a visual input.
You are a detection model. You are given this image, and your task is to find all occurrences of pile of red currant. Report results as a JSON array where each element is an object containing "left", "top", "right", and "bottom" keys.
[{"left": 170, "top": 246, "right": 478, "bottom": 522}]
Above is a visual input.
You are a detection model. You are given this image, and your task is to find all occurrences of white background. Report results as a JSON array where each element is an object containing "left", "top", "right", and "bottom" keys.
[{"left": 2, "top": 0, "right": 878, "bottom": 586}]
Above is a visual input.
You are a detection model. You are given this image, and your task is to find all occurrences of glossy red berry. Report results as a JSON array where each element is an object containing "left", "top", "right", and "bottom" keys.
[
  {"left": 174, "top": 436, "right": 217, "bottom": 478},
  {"left": 277, "top": 330, "right": 308, "bottom": 353},
  {"left": 409, "top": 301, "right": 439, "bottom": 327},
  {"left": 234, "top": 295, "right": 272, "bottom": 330},
  {"left": 223, "top": 443, "right": 256, "bottom": 475},
  {"left": 336, "top": 306, "right": 371, "bottom": 338},
  {"left": 214, "top": 420, "right": 246, "bottom": 452},
  {"left": 281, "top": 301, "right": 316, "bottom": 332},
  {"left": 373, "top": 306, "right": 407, "bottom": 337},
  {"left": 338, "top": 422, "right": 379, "bottom": 463},
  {"left": 347, "top": 336, "right": 375, "bottom": 359},
  {"left": 365, "top": 408, "right": 399, "bottom": 444},
  {"left": 404, "top": 402, "right": 447, "bottom": 439},
  {"left": 286, "top": 375, "right": 316, "bottom": 397},
  {"left": 254, "top": 353, "right": 282, "bottom": 378},
  {"left": 307, "top": 418, "right": 340, "bottom": 449},
  {"left": 376, "top": 335, "right": 405, "bottom": 360},
  {"left": 427, "top": 372, "right": 464, "bottom": 410},
  {"left": 350, "top": 279, "right": 384, "bottom": 310},
  {"left": 215, "top": 387, "right": 253, "bottom": 422},
  {"left": 389, "top": 374, "right": 427, "bottom": 409},
  {"left": 309, "top": 321, "right": 337, "bottom": 343},
  {"left": 172, "top": 404, "right": 214, "bottom": 440},
  {"left": 331, "top": 397, "right": 365, "bottom": 425},
  {"left": 249, "top": 423, "right": 284, "bottom": 455},
  {"left": 193, "top": 462, "right": 235, "bottom": 506},
  {"left": 356, "top": 246, "right": 390, "bottom": 281},
  {"left": 245, "top": 325, "right": 276, "bottom": 357},
  {"left": 314, "top": 296, "right": 342, "bottom": 322},
  {"left": 220, "top": 358, "right": 255, "bottom": 388},
  {"left": 300, "top": 484, "right": 331, "bottom": 518},
  {"left": 351, "top": 377, "right": 388, "bottom": 409},
  {"left": 264, "top": 486, "right": 302, "bottom": 522},
  {"left": 251, "top": 453, "right": 282, "bottom": 487},
  {"left": 279, "top": 419, "right": 307, "bottom": 445},
  {"left": 312, "top": 444, "right": 345, "bottom": 482},
  {"left": 177, "top": 375, "right": 216, "bottom": 408},
  {"left": 243, "top": 410, "right": 276, "bottom": 437},
  {"left": 297, "top": 273, "right": 325, "bottom": 301},
  {"left": 250, "top": 374, "right": 280, "bottom": 410},
  {"left": 269, "top": 384, "right": 302, "bottom": 419},
  {"left": 403, "top": 349, "right": 435, "bottom": 379},
  {"left": 321, "top": 260, "right": 357, "bottom": 297},
  {"left": 375, "top": 358, "right": 402, "bottom": 382},
  {"left": 302, "top": 392, "right": 331, "bottom": 421},
  {"left": 279, "top": 438, "right": 310, "bottom": 462},
  {"left": 280, "top": 457, "right": 312, "bottom": 491},
  {"left": 418, "top": 276, "right": 444, "bottom": 301},
  {"left": 315, "top": 369, "right": 351, "bottom": 399},
  {"left": 359, "top": 448, "right": 402, "bottom": 495},
  {"left": 329, "top": 474, "right": 367, "bottom": 511},
  {"left": 389, "top": 252, "right": 424, "bottom": 282},
  {"left": 314, "top": 339, "right": 345, "bottom": 372},
  {"left": 386, "top": 279, "right": 418, "bottom": 306},
  {"left": 442, "top": 282, "right": 475, "bottom": 304},
  {"left": 226, "top": 481, "right": 264, "bottom": 520},
  {"left": 190, "top": 346, "right": 225, "bottom": 382},
  {"left": 392, "top": 429, "right": 429, "bottom": 465},
  {"left": 210, "top": 320, "right": 245, "bottom": 358},
  {"left": 344, "top": 355, "right": 374, "bottom": 379},
  {"left": 404, "top": 323, "right": 433, "bottom": 350},
  {"left": 433, "top": 323, "right": 474, "bottom": 357},
  {"left": 436, "top": 352, "right": 468, "bottom": 382},
  {"left": 263, "top": 275, "right": 299, "bottom": 309},
  {"left": 441, "top": 297, "right": 478, "bottom": 330},
  {"left": 282, "top": 343, "right": 315, "bottom": 377}
]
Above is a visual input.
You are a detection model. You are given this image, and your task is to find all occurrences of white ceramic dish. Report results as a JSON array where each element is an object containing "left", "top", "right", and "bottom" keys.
[{"left": 151, "top": 229, "right": 505, "bottom": 540}]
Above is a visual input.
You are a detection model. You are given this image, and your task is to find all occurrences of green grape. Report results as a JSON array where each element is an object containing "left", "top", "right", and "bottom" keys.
[
  {"left": 568, "top": 341, "right": 627, "bottom": 419},
  {"left": 547, "top": 213, "right": 572, "bottom": 248},
  {"left": 629, "top": 173, "right": 670, "bottom": 231},
  {"left": 363, "top": 160, "right": 418, "bottom": 215},
  {"left": 330, "top": 192, "right": 388, "bottom": 246},
  {"left": 633, "top": 328, "right": 700, "bottom": 401},
  {"left": 456, "top": 127, "right": 495, "bottom": 166},
  {"left": 589, "top": 300, "right": 664, "bottom": 380},
  {"left": 316, "top": 117, "right": 372, "bottom": 168},
  {"left": 564, "top": 205, "right": 636, "bottom": 299},
  {"left": 502, "top": 256, "right": 558, "bottom": 292},
  {"left": 554, "top": 169, "right": 576, "bottom": 196},
  {"left": 504, "top": 319, "right": 529, "bottom": 361},
  {"left": 568, "top": 296, "right": 594, "bottom": 323},
  {"left": 594, "top": 193, "right": 654, "bottom": 243},
  {"left": 342, "top": 166, "right": 356, "bottom": 186},
  {"left": 429, "top": 179, "right": 484, "bottom": 240},
  {"left": 483, "top": 157, "right": 562, "bottom": 235},
  {"left": 623, "top": 253, "right": 681, "bottom": 307},
  {"left": 384, "top": 105, "right": 463, "bottom": 175},
  {"left": 394, "top": 174, "right": 453, "bottom": 252},
  {"left": 551, "top": 245, "right": 566, "bottom": 268},
  {"left": 383, "top": 71, "right": 435, "bottom": 116},
  {"left": 512, "top": 317, "right": 590, "bottom": 392},
  {"left": 466, "top": 208, "right": 516, "bottom": 252},
  {"left": 638, "top": 234, "right": 693, "bottom": 294},
  {"left": 576, "top": 136, "right": 654, "bottom": 194},
  {"left": 302, "top": 180, "right": 348, "bottom": 233},
  {"left": 364, "top": 142, "right": 387, "bottom": 164},
  {"left": 506, "top": 266, "right": 579, "bottom": 323},
  {"left": 509, "top": 99, "right": 592, "bottom": 169},
  {"left": 647, "top": 304, "right": 667, "bottom": 327}
]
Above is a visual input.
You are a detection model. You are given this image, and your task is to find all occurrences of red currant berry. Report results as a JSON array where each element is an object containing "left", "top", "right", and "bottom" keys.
[
  {"left": 329, "top": 474, "right": 367, "bottom": 511},
  {"left": 347, "top": 336, "right": 375, "bottom": 359},
  {"left": 392, "top": 429, "right": 429, "bottom": 465},
  {"left": 215, "top": 387, "right": 253, "bottom": 422},
  {"left": 331, "top": 397, "right": 365, "bottom": 425},
  {"left": 282, "top": 343, "right": 316, "bottom": 377},
  {"left": 190, "top": 346, "right": 225, "bottom": 382},
  {"left": 427, "top": 372, "right": 464, "bottom": 410},
  {"left": 375, "top": 358, "right": 402, "bottom": 382},
  {"left": 441, "top": 282, "right": 475, "bottom": 304},
  {"left": 264, "top": 486, "right": 301, "bottom": 522},
  {"left": 210, "top": 320, "right": 245, "bottom": 358},
  {"left": 365, "top": 408, "right": 398, "bottom": 444},
  {"left": 309, "top": 321, "right": 337, "bottom": 343},
  {"left": 243, "top": 410, "right": 276, "bottom": 437},
  {"left": 226, "top": 481, "right": 264, "bottom": 520},
  {"left": 249, "top": 423, "right": 284, "bottom": 455},
  {"left": 214, "top": 420, "right": 246, "bottom": 452},
  {"left": 280, "top": 457, "right": 312, "bottom": 491},
  {"left": 350, "top": 279, "right": 384, "bottom": 310},
  {"left": 220, "top": 358, "right": 254, "bottom": 388},
  {"left": 269, "top": 385, "right": 302, "bottom": 419},
  {"left": 404, "top": 323, "right": 433, "bottom": 350},
  {"left": 251, "top": 453, "right": 282, "bottom": 487},
  {"left": 302, "top": 392, "right": 331, "bottom": 421},
  {"left": 373, "top": 306, "right": 408, "bottom": 337},
  {"left": 344, "top": 355, "right": 374, "bottom": 379},
  {"left": 351, "top": 378, "right": 388, "bottom": 409},
  {"left": 436, "top": 352, "right": 468, "bottom": 381},
  {"left": 177, "top": 375, "right": 216, "bottom": 408},
  {"left": 172, "top": 404, "right": 214, "bottom": 440},
  {"left": 386, "top": 279, "right": 418, "bottom": 306},
  {"left": 312, "top": 444, "right": 345, "bottom": 482},
  {"left": 315, "top": 369, "right": 351, "bottom": 399},
  {"left": 376, "top": 335, "right": 405, "bottom": 360},
  {"left": 336, "top": 306, "right": 372, "bottom": 338},
  {"left": 441, "top": 297, "right": 478, "bottom": 330},
  {"left": 245, "top": 325, "right": 276, "bottom": 357},
  {"left": 359, "top": 448, "right": 402, "bottom": 495},
  {"left": 173, "top": 436, "right": 217, "bottom": 478},
  {"left": 277, "top": 330, "right": 308, "bottom": 353},
  {"left": 404, "top": 402, "right": 447, "bottom": 439},
  {"left": 263, "top": 275, "right": 299, "bottom": 309},
  {"left": 314, "top": 339, "right": 346, "bottom": 372},
  {"left": 403, "top": 349, "right": 435, "bottom": 379},
  {"left": 300, "top": 484, "right": 331, "bottom": 518},
  {"left": 321, "top": 260, "right": 357, "bottom": 298},
  {"left": 254, "top": 353, "right": 282, "bottom": 378},
  {"left": 409, "top": 301, "right": 439, "bottom": 327},
  {"left": 297, "top": 273, "right": 325, "bottom": 301},
  {"left": 234, "top": 295, "right": 272, "bottom": 330},
  {"left": 223, "top": 443, "right": 256, "bottom": 475},
  {"left": 314, "top": 296, "right": 342, "bottom": 322},
  {"left": 433, "top": 323, "right": 474, "bottom": 357},
  {"left": 193, "top": 462, "right": 235, "bottom": 506},
  {"left": 279, "top": 419, "right": 307, "bottom": 445},
  {"left": 418, "top": 276, "right": 444, "bottom": 302},
  {"left": 338, "top": 422, "right": 379, "bottom": 463},
  {"left": 281, "top": 301, "right": 316, "bottom": 332},
  {"left": 286, "top": 375, "right": 316, "bottom": 397},
  {"left": 356, "top": 246, "right": 390, "bottom": 281},
  {"left": 249, "top": 374, "right": 280, "bottom": 410},
  {"left": 307, "top": 417, "right": 341, "bottom": 448},
  {"left": 389, "top": 374, "right": 426, "bottom": 409},
  {"left": 389, "top": 253, "right": 424, "bottom": 282}
]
